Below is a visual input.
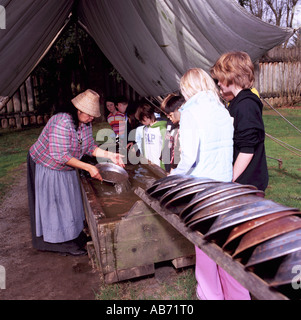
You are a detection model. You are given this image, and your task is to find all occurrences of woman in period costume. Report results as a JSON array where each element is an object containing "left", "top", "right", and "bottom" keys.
[{"left": 27, "top": 89, "right": 124, "bottom": 256}]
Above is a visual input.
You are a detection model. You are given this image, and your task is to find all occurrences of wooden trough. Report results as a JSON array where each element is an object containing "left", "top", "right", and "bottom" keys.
[{"left": 79, "top": 163, "right": 195, "bottom": 284}]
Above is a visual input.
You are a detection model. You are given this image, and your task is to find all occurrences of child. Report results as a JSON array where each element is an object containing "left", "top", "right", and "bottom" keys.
[
  {"left": 161, "top": 94, "right": 184, "bottom": 172},
  {"left": 170, "top": 68, "right": 250, "bottom": 300},
  {"left": 105, "top": 97, "right": 126, "bottom": 137},
  {"left": 135, "top": 102, "right": 166, "bottom": 169},
  {"left": 116, "top": 95, "right": 129, "bottom": 120},
  {"left": 210, "top": 51, "right": 268, "bottom": 192},
  {"left": 125, "top": 101, "right": 143, "bottom": 158}
]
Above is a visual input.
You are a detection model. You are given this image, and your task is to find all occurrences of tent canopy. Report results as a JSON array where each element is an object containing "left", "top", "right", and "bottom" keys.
[{"left": 0, "top": 0, "right": 294, "bottom": 98}]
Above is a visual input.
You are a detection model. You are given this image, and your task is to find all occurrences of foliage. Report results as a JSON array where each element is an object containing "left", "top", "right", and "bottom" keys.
[
  {"left": 32, "top": 23, "right": 99, "bottom": 114},
  {"left": 238, "top": 0, "right": 299, "bottom": 27}
]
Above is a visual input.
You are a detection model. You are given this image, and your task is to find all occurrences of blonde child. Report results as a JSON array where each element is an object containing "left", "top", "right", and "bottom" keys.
[{"left": 171, "top": 68, "right": 250, "bottom": 300}]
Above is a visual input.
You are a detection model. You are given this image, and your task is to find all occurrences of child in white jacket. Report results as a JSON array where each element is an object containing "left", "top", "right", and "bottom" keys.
[{"left": 171, "top": 68, "right": 250, "bottom": 300}]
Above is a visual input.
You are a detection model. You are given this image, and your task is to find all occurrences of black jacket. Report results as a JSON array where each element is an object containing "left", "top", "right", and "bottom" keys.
[{"left": 228, "top": 89, "right": 269, "bottom": 191}]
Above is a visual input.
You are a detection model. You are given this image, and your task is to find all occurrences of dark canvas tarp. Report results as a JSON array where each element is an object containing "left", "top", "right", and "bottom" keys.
[
  {"left": 0, "top": 0, "right": 74, "bottom": 99},
  {"left": 0, "top": 0, "right": 294, "bottom": 98}
]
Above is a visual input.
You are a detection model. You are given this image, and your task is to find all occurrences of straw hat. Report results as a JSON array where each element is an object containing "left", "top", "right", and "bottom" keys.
[{"left": 71, "top": 89, "right": 101, "bottom": 118}]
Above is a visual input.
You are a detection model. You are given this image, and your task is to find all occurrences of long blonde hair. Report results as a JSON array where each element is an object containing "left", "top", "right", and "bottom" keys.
[{"left": 180, "top": 68, "right": 220, "bottom": 101}]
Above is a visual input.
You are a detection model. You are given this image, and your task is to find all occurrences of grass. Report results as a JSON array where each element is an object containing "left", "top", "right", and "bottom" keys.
[
  {"left": 0, "top": 125, "right": 43, "bottom": 201},
  {"left": 263, "top": 108, "right": 301, "bottom": 208},
  {"left": 95, "top": 267, "right": 197, "bottom": 300},
  {"left": 0, "top": 108, "right": 300, "bottom": 300}
]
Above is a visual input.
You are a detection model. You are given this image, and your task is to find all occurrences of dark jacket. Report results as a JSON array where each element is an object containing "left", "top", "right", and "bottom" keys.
[{"left": 228, "top": 89, "right": 269, "bottom": 191}]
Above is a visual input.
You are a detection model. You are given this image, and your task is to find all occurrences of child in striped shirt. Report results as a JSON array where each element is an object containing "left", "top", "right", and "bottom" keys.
[{"left": 105, "top": 97, "right": 126, "bottom": 137}]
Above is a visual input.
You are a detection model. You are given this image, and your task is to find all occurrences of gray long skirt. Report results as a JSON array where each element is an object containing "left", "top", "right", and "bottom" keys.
[{"left": 35, "top": 163, "right": 85, "bottom": 243}]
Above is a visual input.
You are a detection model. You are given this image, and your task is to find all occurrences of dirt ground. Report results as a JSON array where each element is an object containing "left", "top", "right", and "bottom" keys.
[
  {"left": 0, "top": 163, "right": 102, "bottom": 300},
  {"left": 0, "top": 163, "right": 185, "bottom": 301}
]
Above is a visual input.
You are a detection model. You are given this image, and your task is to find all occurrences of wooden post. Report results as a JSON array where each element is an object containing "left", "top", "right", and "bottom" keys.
[
  {"left": 8, "top": 117, "right": 16, "bottom": 127},
  {"left": 15, "top": 114, "right": 22, "bottom": 129},
  {"left": 6, "top": 99, "right": 13, "bottom": 114},
  {"left": 20, "top": 83, "right": 28, "bottom": 112},
  {"left": 23, "top": 116, "right": 29, "bottom": 126},
  {"left": 1, "top": 118, "right": 8, "bottom": 129},
  {"left": 26, "top": 77, "right": 35, "bottom": 112},
  {"left": 13, "top": 91, "right": 21, "bottom": 113},
  {"left": 37, "top": 115, "right": 44, "bottom": 125}
]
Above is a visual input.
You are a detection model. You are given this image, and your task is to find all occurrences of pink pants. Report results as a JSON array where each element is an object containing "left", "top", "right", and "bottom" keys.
[{"left": 195, "top": 246, "right": 251, "bottom": 300}]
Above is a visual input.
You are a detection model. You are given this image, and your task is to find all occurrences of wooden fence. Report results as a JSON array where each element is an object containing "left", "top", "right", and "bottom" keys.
[
  {"left": 255, "top": 46, "right": 301, "bottom": 107},
  {"left": 0, "top": 73, "right": 140, "bottom": 129},
  {"left": 0, "top": 76, "right": 48, "bottom": 129}
]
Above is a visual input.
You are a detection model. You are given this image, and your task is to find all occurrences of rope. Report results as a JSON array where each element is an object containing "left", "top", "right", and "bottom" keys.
[
  {"left": 262, "top": 98, "right": 301, "bottom": 134},
  {"left": 265, "top": 133, "right": 301, "bottom": 157},
  {"left": 265, "top": 133, "right": 301, "bottom": 152},
  {"left": 261, "top": 98, "right": 301, "bottom": 160}
]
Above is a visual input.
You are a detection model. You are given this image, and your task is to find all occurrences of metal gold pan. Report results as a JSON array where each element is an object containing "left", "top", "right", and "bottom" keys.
[
  {"left": 179, "top": 183, "right": 257, "bottom": 220},
  {"left": 182, "top": 189, "right": 263, "bottom": 224},
  {"left": 185, "top": 196, "right": 263, "bottom": 231},
  {"left": 268, "top": 249, "right": 301, "bottom": 287},
  {"left": 147, "top": 176, "right": 195, "bottom": 199},
  {"left": 204, "top": 200, "right": 299, "bottom": 240},
  {"left": 233, "top": 215, "right": 301, "bottom": 258},
  {"left": 95, "top": 163, "right": 129, "bottom": 183},
  {"left": 223, "top": 211, "right": 301, "bottom": 250},
  {"left": 162, "top": 183, "right": 220, "bottom": 211},
  {"left": 162, "top": 181, "right": 224, "bottom": 210},
  {"left": 146, "top": 174, "right": 186, "bottom": 194},
  {"left": 245, "top": 229, "right": 301, "bottom": 269},
  {"left": 180, "top": 185, "right": 261, "bottom": 221},
  {"left": 159, "top": 178, "right": 218, "bottom": 207}
]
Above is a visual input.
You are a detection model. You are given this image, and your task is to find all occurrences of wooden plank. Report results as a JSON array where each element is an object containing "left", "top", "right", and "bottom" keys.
[
  {"left": 98, "top": 223, "right": 116, "bottom": 275},
  {"left": 112, "top": 201, "right": 195, "bottom": 270},
  {"left": 79, "top": 175, "right": 105, "bottom": 272},
  {"left": 25, "top": 77, "right": 35, "bottom": 112},
  {"left": 145, "top": 161, "right": 167, "bottom": 179},
  {"left": 135, "top": 187, "right": 289, "bottom": 300},
  {"left": 172, "top": 255, "right": 195, "bottom": 269},
  {"left": 12, "top": 91, "right": 21, "bottom": 113},
  {"left": 20, "top": 83, "right": 28, "bottom": 112},
  {"left": 86, "top": 241, "right": 100, "bottom": 271}
]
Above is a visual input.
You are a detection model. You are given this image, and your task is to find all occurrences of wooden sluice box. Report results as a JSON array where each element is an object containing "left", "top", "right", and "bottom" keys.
[{"left": 79, "top": 163, "right": 195, "bottom": 284}]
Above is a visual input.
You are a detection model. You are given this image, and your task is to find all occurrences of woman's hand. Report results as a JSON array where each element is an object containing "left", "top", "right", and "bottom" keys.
[
  {"left": 87, "top": 164, "right": 103, "bottom": 181},
  {"left": 109, "top": 152, "right": 125, "bottom": 168},
  {"left": 93, "top": 147, "right": 125, "bottom": 168},
  {"left": 66, "top": 157, "right": 103, "bottom": 181}
]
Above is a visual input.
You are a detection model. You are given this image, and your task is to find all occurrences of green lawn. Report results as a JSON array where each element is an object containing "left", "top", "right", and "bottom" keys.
[
  {"left": 0, "top": 126, "right": 44, "bottom": 200},
  {"left": 263, "top": 108, "right": 301, "bottom": 209}
]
